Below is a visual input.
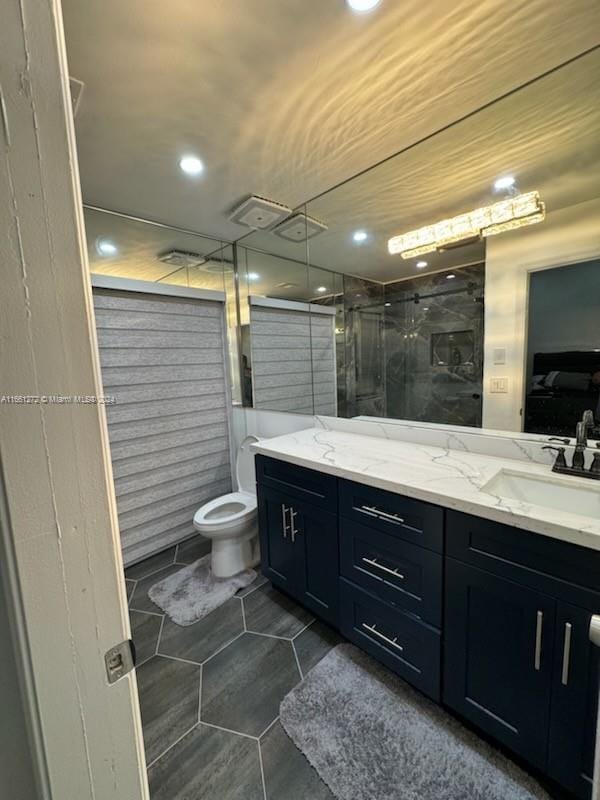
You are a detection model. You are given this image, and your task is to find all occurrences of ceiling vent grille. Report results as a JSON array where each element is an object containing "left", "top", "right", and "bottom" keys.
[{"left": 229, "top": 195, "right": 292, "bottom": 230}]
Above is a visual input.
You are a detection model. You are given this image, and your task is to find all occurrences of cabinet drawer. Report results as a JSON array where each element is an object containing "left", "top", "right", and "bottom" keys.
[
  {"left": 339, "top": 479, "right": 443, "bottom": 553},
  {"left": 447, "top": 511, "right": 600, "bottom": 609},
  {"left": 340, "top": 520, "right": 442, "bottom": 627},
  {"left": 256, "top": 455, "right": 337, "bottom": 512},
  {"left": 340, "top": 579, "right": 441, "bottom": 700}
]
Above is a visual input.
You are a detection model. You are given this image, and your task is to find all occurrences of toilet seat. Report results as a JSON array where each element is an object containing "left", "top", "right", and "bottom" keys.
[{"left": 193, "top": 490, "right": 257, "bottom": 533}]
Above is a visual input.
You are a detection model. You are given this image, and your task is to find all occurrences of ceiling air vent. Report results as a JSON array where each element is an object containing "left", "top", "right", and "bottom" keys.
[
  {"left": 229, "top": 195, "right": 292, "bottom": 230},
  {"left": 273, "top": 213, "right": 328, "bottom": 242},
  {"left": 158, "top": 250, "right": 207, "bottom": 268}
]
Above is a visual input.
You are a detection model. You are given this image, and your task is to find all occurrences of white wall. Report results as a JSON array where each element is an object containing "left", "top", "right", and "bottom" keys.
[{"left": 483, "top": 197, "right": 600, "bottom": 432}]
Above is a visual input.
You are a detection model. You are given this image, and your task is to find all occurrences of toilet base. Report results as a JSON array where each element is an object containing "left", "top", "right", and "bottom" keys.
[{"left": 211, "top": 529, "right": 259, "bottom": 578}]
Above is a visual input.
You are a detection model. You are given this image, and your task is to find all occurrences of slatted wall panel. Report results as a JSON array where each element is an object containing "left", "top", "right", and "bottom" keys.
[
  {"left": 93, "top": 289, "right": 232, "bottom": 565},
  {"left": 250, "top": 304, "right": 337, "bottom": 415}
]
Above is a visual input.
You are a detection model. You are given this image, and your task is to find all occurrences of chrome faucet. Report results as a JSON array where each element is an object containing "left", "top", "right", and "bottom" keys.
[{"left": 543, "top": 409, "right": 600, "bottom": 480}]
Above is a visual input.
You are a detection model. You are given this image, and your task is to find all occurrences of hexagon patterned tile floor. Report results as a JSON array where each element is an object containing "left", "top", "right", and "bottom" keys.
[
  {"left": 136, "top": 655, "right": 200, "bottom": 765},
  {"left": 202, "top": 633, "right": 301, "bottom": 736},
  {"left": 148, "top": 723, "right": 264, "bottom": 800},
  {"left": 127, "top": 542, "right": 342, "bottom": 798},
  {"left": 243, "top": 582, "right": 314, "bottom": 638},
  {"left": 158, "top": 596, "right": 244, "bottom": 664}
]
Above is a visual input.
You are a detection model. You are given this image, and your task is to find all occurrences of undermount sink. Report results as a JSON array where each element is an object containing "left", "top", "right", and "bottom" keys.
[{"left": 481, "top": 469, "right": 600, "bottom": 518}]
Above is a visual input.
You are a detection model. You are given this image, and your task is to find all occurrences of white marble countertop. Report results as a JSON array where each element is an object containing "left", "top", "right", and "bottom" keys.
[{"left": 252, "top": 427, "right": 600, "bottom": 552}]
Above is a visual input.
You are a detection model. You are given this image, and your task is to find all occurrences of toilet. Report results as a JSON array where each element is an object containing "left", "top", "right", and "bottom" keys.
[{"left": 193, "top": 435, "right": 260, "bottom": 578}]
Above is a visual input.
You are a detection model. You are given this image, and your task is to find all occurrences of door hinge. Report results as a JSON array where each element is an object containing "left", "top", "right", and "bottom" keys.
[{"left": 105, "top": 639, "right": 136, "bottom": 684}]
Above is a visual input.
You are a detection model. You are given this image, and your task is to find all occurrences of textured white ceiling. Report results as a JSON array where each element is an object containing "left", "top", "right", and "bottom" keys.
[{"left": 63, "top": 0, "right": 600, "bottom": 258}]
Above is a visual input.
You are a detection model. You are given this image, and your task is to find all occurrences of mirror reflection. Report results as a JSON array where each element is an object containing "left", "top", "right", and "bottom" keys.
[{"left": 236, "top": 48, "right": 600, "bottom": 438}]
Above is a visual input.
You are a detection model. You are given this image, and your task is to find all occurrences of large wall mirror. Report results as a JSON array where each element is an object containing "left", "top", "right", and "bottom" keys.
[{"left": 236, "top": 48, "right": 600, "bottom": 439}]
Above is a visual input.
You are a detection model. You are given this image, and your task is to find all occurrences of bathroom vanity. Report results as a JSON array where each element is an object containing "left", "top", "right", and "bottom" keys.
[{"left": 254, "top": 427, "right": 600, "bottom": 800}]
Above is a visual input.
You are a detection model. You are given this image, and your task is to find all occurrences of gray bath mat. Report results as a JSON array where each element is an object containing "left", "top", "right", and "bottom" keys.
[
  {"left": 148, "top": 555, "right": 256, "bottom": 626},
  {"left": 280, "top": 644, "right": 551, "bottom": 800}
]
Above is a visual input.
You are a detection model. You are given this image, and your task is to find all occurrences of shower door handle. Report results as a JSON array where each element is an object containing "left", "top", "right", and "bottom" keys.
[{"left": 281, "top": 505, "right": 290, "bottom": 539}]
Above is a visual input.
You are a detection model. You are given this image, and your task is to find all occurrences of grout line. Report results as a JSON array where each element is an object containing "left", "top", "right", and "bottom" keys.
[
  {"left": 129, "top": 607, "right": 164, "bottom": 618},
  {"left": 258, "top": 715, "right": 279, "bottom": 741},
  {"left": 155, "top": 615, "right": 166, "bottom": 655},
  {"left": 199, "top": 720, "right": 259, "bottom": 742},
  {"left": 200, "top": 630, "right": 246, "bottom": 666},
  {"left": 245, "top": 629, "right": 299, "bottom": 642},
  {"left": 155, "top": 652, "right": 203, "bottom": 668},
  {"left": 198, "top": 664, "right": 203, "bottom": 724},
  {"left": 145, "top": 721, "right": 199, "bottom": 770},
  {"left": 292, "top": 619, "right": 315, "bottom": 640},
  {"left": 240, "top": 595, "right": 247, "bottom": 631},
  {"left": 257, "top": 737, "right": 268, "bottom": 800},
  {"left": 126, "top": 561, "right": 177, "bottom": 585},
  {"left": 238, "top": 576, "right": 268, "bottom": 599},
  {"left": 291, "top": 640, "right": 304, "bottom": 681}
]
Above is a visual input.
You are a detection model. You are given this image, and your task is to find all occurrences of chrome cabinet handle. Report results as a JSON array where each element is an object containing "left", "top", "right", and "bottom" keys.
[
  {"left": 362, "top": 623, "right": 404, "bottom": 652},
  {"left": 361, "top": 557, "right": 405, "bottom": 581},
  {"left": 281, "top": 505, "right": 290, "bottom": 539},
  {"left": 534, "top": 610, "right": 543, "bottom": 671},
  {"left": 290, "top": 509, "right": 299, "bottom": 543},
  {"left": 561, "top": 622, "right": 572, "bottom": 686},
  {"left": 358, "top": 505, "right": 404, "bottom": 525}
]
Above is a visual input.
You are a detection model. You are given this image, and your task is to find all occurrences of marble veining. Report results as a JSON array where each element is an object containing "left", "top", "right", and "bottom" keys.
[{"left": 252, "top": 427, "right": 600, "bottom": 551}]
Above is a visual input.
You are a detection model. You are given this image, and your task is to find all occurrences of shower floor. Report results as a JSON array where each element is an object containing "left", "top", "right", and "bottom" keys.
[{"left": 125, "top": 537, "right": 340, "bottom": 799}]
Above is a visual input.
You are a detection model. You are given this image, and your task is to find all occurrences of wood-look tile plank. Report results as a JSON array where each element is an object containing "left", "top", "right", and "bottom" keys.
[
  {"left": 202, "top": 633, "right": 300, "bottom": 737},
  {"left": 261, "top": 721, "right": 334, "bottom": 800},
  {"left": 243, "top": 584, "right": 313, "bottom": 638},
  {"left": 125, "top": 546, "right": 176, "bottom": 580},
  {"left": 293, "top": 621, "right": 343, "bottom": 677},
  {"left": 148, "top": 723, "right": 263, "bottom": 800},
  {"left": 130, "top": 610, "right": 162, "bottom": 666},
  {"left": 136, "top": 655, "right": 200, "bottom": 765},
  {"left": 129, "top": 564, "right": 181, "bottom": 615},
  {"left": 158, "top": 597, "right": 243, "bottom": 664}
]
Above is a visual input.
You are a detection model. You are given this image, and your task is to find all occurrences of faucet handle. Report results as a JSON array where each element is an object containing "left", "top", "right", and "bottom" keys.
[
  {"left": 548, "top": 437, "right": 570, "bottom": 445},
  {"left": 542, "top": 445, "right": 568, "bottom": 469}
]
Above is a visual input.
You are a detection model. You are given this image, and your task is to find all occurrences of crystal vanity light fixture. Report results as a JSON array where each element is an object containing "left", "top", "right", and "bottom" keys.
[{"left": 388, "top": 191, "right": 546, "bottom": 259}]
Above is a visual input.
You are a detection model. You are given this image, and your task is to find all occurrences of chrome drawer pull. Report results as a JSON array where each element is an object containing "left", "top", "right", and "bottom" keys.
[
  {"left": 290, "top": 508, "right": 299, "bottom": 543},
  {"left": 281, "top": 505, "right": 290, "bottom": 539},
  {"left": 359, "top": 505, "right": 404, "bottom": 525},
  {"left": 534, "top": 610, "right": 543, "bottom": 671},
  {"left": 561, "top": 622, "right": 572, "bottom": 686},
  {"left": 362, "top": 623, "right": 404, "bottom": 652},
  {"left": 361, "top": 557, "right": 405, "bottom": 581}
]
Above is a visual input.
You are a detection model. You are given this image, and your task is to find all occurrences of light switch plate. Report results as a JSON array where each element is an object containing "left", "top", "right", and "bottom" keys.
[{"left": 490, "top": 377, "right": 508, "bottom": 394}]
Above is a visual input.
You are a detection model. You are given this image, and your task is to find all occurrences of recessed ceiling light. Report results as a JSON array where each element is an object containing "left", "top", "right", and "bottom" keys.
[
  {"left": 347, "top": 0, "right": 381, "bottom": 12},
  {"left": 247, "top": 272, "right": 260, "bottom": 281},
  {"left": 446, "top": 273, "right": 456, "bottom": 280},
  {"left": 493, "top": 175, "right": 515, "bottom": 192},
  {"left": 384, "top": 302, "right": 391, "bottom": 307},
  {"left": 96, "top": 238, "right": 118, "bottom": 257},
  {"left": 316, "top": 286, "right": 327, "bottom": 293},
  {"left": 179, "top": 155, "right": 205, "bottom": 176},
  {"left": 416, "top": 260, "right": 428, "bottom": 268},
  {"left": 353, "top": 230, "right": 368, "bottom": 243}
]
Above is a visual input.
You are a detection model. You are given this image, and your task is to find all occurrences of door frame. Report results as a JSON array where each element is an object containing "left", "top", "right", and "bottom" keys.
[{"left": 1, "top": 0, "right": 148, "bottom": 797}]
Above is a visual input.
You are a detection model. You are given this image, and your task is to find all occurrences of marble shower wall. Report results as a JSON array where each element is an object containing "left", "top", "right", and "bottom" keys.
[
  {"left": 339, "top": 274, "right": 385, "bottom": 418},
  {"left": 383, "top": 264, "right": 485, "bottom": 427}
]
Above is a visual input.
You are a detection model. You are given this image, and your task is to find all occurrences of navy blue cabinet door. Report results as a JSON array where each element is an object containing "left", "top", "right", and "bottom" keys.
[
  {"left": 257, "top": 485, "right": 300, "bottom": 592},
  {"left": 444, "top": 559, "right": 556, "bottom": 770},
  {"left": 257, "top": 484, "right": 339, "bottom": 627},
  {"left": 548, "top": 602, "right": 599, "bottom": 800},
  {"left": 295, "top": 503, "right": 339, "bottom": 626}
]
